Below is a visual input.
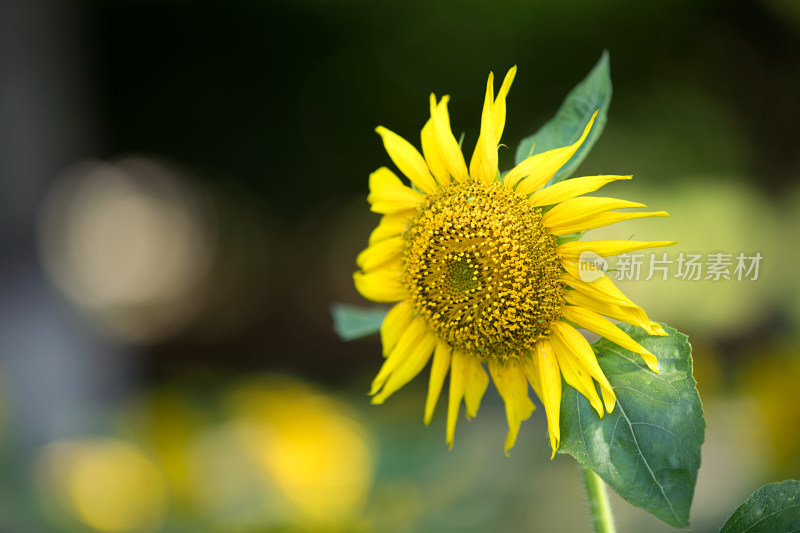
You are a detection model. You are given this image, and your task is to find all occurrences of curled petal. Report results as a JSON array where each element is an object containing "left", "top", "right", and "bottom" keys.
[
  {"left": 489, "top": 359, "right": 535, "bottom": 455},
  {"left": 504, "top": 111, "right": 598, "bottom": 195},
  {"left": 550, "top": 321, "right": 616, "bottom": 413},
  {"left": 521, "top": 341, "right": 562, "bottom": 457}
]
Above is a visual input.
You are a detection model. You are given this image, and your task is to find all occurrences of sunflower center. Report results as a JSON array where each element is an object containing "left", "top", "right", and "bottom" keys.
[{"left": 402, "top": 180, "right": 564, "bottom": 359}]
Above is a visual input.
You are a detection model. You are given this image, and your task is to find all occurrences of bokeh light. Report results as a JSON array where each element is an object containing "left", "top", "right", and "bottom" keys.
[
  {"left": 120, "top": 376, "right": 375, "bottom": 531},
  {"left": 35, "top": 437, "right": 167, "bottom": 532},
  {"left": 38, "top": 156, "right": 214, "bottom": 343},
  {"left": 225, "top": 377, "right": 374, "bottom": 526}
]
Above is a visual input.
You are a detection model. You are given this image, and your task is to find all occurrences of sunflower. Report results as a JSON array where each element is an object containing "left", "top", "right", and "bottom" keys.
[{"left": 354, "top": 66, "right": 675, "bottom": 456}]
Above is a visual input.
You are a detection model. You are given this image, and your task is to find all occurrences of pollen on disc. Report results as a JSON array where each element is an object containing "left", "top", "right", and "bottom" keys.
[{"left": 402, "top": 180, "right": 564, "bottom": 359}]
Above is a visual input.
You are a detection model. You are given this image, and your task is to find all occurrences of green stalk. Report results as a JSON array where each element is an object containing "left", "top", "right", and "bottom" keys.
[{"left": 582, "top": 467, "right": 616, "bottom": 533}]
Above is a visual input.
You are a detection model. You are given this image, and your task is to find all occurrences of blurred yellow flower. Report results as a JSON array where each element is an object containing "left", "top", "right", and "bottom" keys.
[
  {"left": 227, "top": 377, "right": 374, "bottom": 525},
  {"left": 35, "top": 438, "right": 166, "bottom": 533},
  {"left": 354, "top": 67, "right": 674, "bottom": 455}
]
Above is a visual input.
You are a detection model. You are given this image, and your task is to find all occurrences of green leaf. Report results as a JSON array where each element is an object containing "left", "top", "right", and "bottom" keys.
[
  {"left": 514, "top": 51, "right": 612, "bottom": 184},
  {"left": 557, "top": 322, "right": 705, "bottom": 528},
  {"left": 330, "top": 303, "right": 388, "bottom": 341},
  {"left": 720, "top": 480, "right": 800, "bottom": 533}
]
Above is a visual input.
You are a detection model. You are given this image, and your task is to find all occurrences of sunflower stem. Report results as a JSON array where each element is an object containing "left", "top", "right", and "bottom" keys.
[{"left": 582, "top": 466, "right": 616, "bottom": 533}]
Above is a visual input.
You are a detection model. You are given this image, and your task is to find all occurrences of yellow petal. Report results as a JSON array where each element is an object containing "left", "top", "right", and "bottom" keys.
[
  {"left": 561, "top": 273, "right": 634, "bottom": 309},
  {"left": 356, "top": 236, "right": 404, "bottom": 271},
  {"left": 489, "top": 359, "right": 535, "bottom": 455},
  {"left": 564, "top": 288, "right": 664, "bottom": 337},
  {"left": 564, "top": 276, "right": 666, "bottom": 342},
  {"left": 524, "top": 352, "right": 542, "bottom": 397},
  {"left": 538, "top": 342, "right": 563, "bottom": 457},
  {"left": 562, "top": 305, "right": 659, "bottom": 373},
  {"left": 553, "top": 341, "right": 604, "bottom": 417},
  {"left": 601, "top": 386, "right": 616, "bottom": 414},
  {"left": 542, "top": 197, "right": 645, "bottom": 229},
  {"left": 463, "top": 356, "right": 489, "bottom": 419},
  {"left": 469, "top": 72, "right": 498, "bottom": 185},
  {"left": 548, "top": 211, "right": 669, "bottom": 237},
  {"left": 376, "top": 126, "right": 438, "bottom": 194},
  {"left": 446, "top": 350, "right": 469, "bottom": 449},
  {"left": 370, "top": 316, "right": 427, "bottom": 395},
  {"left": 504, "top": 110, "right": 598, "bottom": 195},
  {"left": 368, "top": 212, "right": 413, "bottom": 245},
  {"left": 380, "top": 300, "right": 414, "bottom": 357},
  {"left": 528, "top": 175, "right": 632, "bottom": 207},
  {"left": 521, "top": 341, "right": 562, "bottom": 457},
  {"left": 560, "top": 260, "right": 641, "bottom": 308},
  {"left": 550, "top": 321, "right": 616, "bottom": 413},
  {"left": 372, "top": 331, "right": 437, "bottom": 404},
  {"left": 429, "top": 94, "right": 469, "bottom": 182},
  {"left": 421, "top": 118, "right": 450, "bottom": 184},
  {"left": 353, "top": 268, "right": 407, "bottom": 303},
  {"left": 424, "top": 340, "right": 452, "bottom": 425},
  {"left": 492, "top": 66, "right": 517, "bottom": 142},
  {"left": 557, "top": 240, "right": 678, "bottom": 261},
  {"left": 367, "top": 167, "right": 425, "bottom": 214}
]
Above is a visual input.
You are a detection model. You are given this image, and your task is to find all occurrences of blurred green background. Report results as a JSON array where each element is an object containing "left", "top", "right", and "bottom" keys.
[{"left": 0, "top": 0, "right": 799, "bottom": 531}]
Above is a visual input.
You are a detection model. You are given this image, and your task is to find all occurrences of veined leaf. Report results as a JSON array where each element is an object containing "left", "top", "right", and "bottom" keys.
[
  {"left": 558, "top": 322, "right": 705, "bottom": 528},
  {"left": 720, "top": 480, "right": 800, "bottom": 533}
]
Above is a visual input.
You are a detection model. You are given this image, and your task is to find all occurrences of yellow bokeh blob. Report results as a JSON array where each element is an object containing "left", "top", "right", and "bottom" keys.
[
  {"left": 36, "top": 438, "right": 166, "bottom": 532},
  {"left": 226, "top": 377, "right": 374, "bottom": 525}
]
